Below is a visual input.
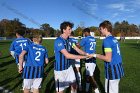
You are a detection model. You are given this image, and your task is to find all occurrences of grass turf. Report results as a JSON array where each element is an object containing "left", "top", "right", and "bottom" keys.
[{"left": 0, "top": 39, "right": 140, "bottom": 93}]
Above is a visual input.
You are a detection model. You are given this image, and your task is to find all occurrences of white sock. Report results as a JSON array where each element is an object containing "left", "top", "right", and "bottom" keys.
[
  {"left": 94, "top": 88, "right": 100, "bottom": 93},
  {"left": 76, "top": 72, "right": 81, "bottom": 86},
  {"left": 71, "top": 90, "right": 77, "bottom": 93},
  {"left": 86, "top": 83, "right": 90, "bottom": 92}
]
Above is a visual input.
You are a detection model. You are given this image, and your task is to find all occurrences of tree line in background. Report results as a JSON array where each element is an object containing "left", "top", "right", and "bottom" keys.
[{"left": 0, "top": 18, "right": 140, "bottom": 38}]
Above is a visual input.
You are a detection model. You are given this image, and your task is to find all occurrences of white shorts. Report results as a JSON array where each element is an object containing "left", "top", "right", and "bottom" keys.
[
  {"left": 74, "top": 59, "right": 80, "bottom": 67},
  {"left": 85, "top": 63, "right": 96, "bottom": 76},
  {"left": 105, "top": 78, "right": 120, "bottom": 93},
  {"left": 70, "top": 59, "right": 80, "bottom": 68},
  {"left": 54, "top": 66, "right": 76, "bottom": 92},
  {"left": 23, "top": 78, "right": 42, "bottom": 89}
]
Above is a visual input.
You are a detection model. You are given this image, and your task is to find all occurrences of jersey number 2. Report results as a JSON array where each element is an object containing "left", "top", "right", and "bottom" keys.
[
  {"left": 90, "top": 42, "right": 96, "bottom": 50},
  {"left": 35, "top": 51, "right": 41, "bottom": 61}
]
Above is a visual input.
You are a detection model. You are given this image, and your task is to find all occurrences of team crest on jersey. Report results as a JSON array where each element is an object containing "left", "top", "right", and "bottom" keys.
[{"left": 58, "top": 43, "right": 62, "bottom": 47}]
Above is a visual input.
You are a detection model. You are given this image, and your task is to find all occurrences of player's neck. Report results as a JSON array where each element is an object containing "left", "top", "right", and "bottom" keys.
[
  {"left": 34, "top": 42, "right": 40, "bottom": 45},
  {"left": 61, "top": 34, "right": 68, "bottom": 39},
  {"left": 86, "top": 34, "right": 90, "bottom": 37},
  {"left": 17, "top": 35, "right": 23, "bottom": 38},
  {"left": 105, "top": 32, "right": 111, "bottom": 37}
]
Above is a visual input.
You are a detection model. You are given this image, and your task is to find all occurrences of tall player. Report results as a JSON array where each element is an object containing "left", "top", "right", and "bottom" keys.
[
  {"left": 10, "top": 29, "right": 30, "bottom": 68},
  {"left": 69, "top": 31, "right": 82, "bottom": 91},
  {"left": 54, "top": 21, "right": 91, "bottom": 93},
  {"left": 92, "top": 20, "right": 124, "bottom": 93},
  {"left": 18, "top": 35, "right": 48, "bottom": 93},
  {"left": 80, "top": 28, "right": 100, "bottom": 93}
]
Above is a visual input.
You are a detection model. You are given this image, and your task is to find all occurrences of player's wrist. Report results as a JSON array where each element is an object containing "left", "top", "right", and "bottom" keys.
[
  {"left": 93, "top": 54, "right": 97, "bottom": 58},
  {"left": 85, "top": 53, "right": 89, "bottom": 56}
]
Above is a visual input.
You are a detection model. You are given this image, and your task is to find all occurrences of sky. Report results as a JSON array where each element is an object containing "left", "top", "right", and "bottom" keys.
[{"left": 0, "top": 0, "right": 140, "bottom": 29}]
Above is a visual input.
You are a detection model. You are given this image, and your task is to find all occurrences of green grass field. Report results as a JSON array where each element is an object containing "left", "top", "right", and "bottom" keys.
[{"left": 0, "top": 39, "right": 140, "bottom": 93}]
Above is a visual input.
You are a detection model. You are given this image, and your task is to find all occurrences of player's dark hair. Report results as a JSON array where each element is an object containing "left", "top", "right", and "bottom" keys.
[
  {"left": 83, "top": 28, "right": 90, "bottom": 33},
  {"left": 15, "top": 29, "right": 25, "bottom": 36},
  {"left": 60, "top": 21, "right": 74, "bottom": 33},
  {"left": 99, "top": 20, "right": 112, "bottom": 32}
]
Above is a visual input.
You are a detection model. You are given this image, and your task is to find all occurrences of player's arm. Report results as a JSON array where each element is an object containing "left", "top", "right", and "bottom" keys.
[
  {"left": 61, "top": 49, "right": 89, "bottom": 59},
  {"left": 45, "top": 58, "right": 49, "bottom": 64},
  {"left": 72, "top": 43, "right": 87, "bottom": 55},
  {"left": 18, "top": 50, "right": 27, "bottom": 73},
  {"left": 92, "top": 48, "right": 112, "bottom": 62},
  {"left": 96, "top": 52, "right": 112, "bottom": 62}
]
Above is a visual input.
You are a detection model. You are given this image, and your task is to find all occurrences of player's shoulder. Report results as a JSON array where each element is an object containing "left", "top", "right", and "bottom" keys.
[{"left": 55, "top": 36, "right": 64, "bottom": 43}]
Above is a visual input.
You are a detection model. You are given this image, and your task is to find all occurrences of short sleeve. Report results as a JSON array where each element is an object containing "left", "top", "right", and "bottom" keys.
[
  {"left": 80, "top": 38, "right": 86, "bottom": 47},
  {"left": 55, "top": 39, "right": 65, "bottom": 52},
  {"left": 103, "top": 39, "right": 112, "bottom": 52}
]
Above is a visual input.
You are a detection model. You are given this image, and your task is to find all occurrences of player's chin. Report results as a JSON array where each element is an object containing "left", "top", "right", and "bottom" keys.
[{"left": 68, "top": 33, "right": 71, "bottom": 36}]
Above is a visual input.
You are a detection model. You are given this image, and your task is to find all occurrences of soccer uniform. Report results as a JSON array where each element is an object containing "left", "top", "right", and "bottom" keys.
[
  {"left": 54, "top": 36, "right": 76, "bottom": 92},
  {"left": 22, "top": 42, "right": 48, "bottom": 89},
  {"left": 10, "top": 37, "right": 30, "bottom": 64},
  {"left": 103, "top": 35, "right": 124, "bottom": 93},
  {"left": 80, "top": 36, "right": 96, "bottom": 76},
  {"left": 69, "top": 37, "right": 80, "bottom": 67}
]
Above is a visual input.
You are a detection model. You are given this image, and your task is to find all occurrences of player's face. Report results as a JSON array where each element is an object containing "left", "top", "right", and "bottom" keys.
[
  {"left": 63, "top": 26, "right": 72, "bottom": 36},
  {"left": 83, "top": 32, "right": 87, "bottom": 37},
  {"left": 99, "top": 27, "right": 106, "bottom": 36}
]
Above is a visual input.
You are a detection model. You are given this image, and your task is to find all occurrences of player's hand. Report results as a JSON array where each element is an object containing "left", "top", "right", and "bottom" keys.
[
  {"left": 18, "top": 66, "right": 23, "bottom": 73},
  {"left": 86, "top": 53, "right": 96, "bottom": 58},
  {"left": 87, "top": 54, "right": 93, "bottom": 59}
]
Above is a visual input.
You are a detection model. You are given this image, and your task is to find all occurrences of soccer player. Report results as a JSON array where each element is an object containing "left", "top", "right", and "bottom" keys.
[
  {"left": 18, "top": 35, "right": 48, "bottom": 93},
  {"left": 69, "top": 31, "right": 82, "bottom": 91},
  {"left": 54, "top": 21, "right": 91, "bottom": 93},
  {"left": 92, "top": 20, "right": 124, "bottom": 93},
  {"left": 79, "top": 28, "right": 100, "bottom": 93},
  {"left": 9, "top": 29, "right": 30, "bottom": 68}
]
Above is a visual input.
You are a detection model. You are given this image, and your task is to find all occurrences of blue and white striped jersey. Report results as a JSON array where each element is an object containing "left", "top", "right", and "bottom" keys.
[
  {"left": 54, "top": 36, "right": 71, "bottom": 71},
  {"left": 10, "top": 37, "right": 30, "bottom": 64},
  {"left": 22, "top": 42, "right": 48, "bottom": 79},
  {"left": 103, "top": 35, "right": 124, "bottom": 80}
]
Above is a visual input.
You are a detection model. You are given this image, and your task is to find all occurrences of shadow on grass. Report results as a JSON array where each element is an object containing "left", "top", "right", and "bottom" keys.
[
  {"left": 0, "top": 41, "right": 12, "bottom": 45},
  {"left": 0, "top": 55, "right": 105, "bottom": 93},
  {"left": 45, "top": 76, "right": 55, "bottom": 93},
  {"left": 0, "top": 59, "right": 15, "bottom": 68},
  {"left": 94, "top": 65, "right": 105, "bottom": 93},
  {"left": 44, "top": 56, "right": 55, "bottom": 93},
  {"left": 80, "top": 60, "right": 105, "bottom": 93},
  {"left": 0, "top": 68, "right": 6, "bottom": 73},
  {"left": 0, "top": 55, "right": 11, "bottom": 59},
  {"left": 0, "top": 74, "right": 21, "bottom": 86}
]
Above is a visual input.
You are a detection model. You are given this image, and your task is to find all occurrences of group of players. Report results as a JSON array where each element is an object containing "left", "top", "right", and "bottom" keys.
[{"left": 9, "top": 20, "right": 124, "bottom": 93}]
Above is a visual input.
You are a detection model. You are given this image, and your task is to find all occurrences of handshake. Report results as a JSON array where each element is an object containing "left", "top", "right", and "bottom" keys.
[
  {"left": 71, "top": 43, "right": 97, "bottom": 59},
  {"left": 85, "top": 53, "right": 96, "bottom": 59}
]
